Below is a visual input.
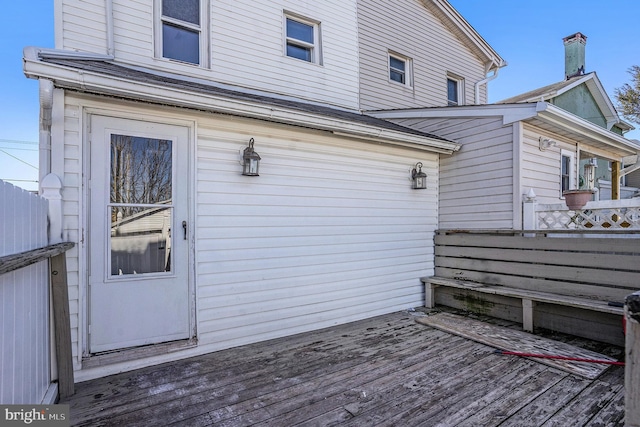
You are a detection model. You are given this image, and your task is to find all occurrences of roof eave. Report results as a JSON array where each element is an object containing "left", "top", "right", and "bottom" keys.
[
  {"left": 536, "top": 103, "right": 640, "bottom": 156},
  {"left": 23, "top": 49, "right": 460, "bottom": 155},
  {"left": 368, "top": 103, "right": 639, "bottom": 157}
]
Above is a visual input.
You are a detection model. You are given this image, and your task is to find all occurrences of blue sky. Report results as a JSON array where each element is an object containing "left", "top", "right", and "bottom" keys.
[{"left": 1, "top": 1, "right": 639, "bottom": 192}]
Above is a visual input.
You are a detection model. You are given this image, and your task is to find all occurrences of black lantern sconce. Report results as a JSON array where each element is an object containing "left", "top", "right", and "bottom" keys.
[
  {"left": 242, "top": 138, "right": 261, "bottom": 176},
  {"left": 411, "top": 162, "right": 427, "bottom": 190}
]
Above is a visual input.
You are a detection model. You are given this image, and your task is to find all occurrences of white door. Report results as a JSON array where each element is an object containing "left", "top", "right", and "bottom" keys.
[{"left": 89, "top": 115, "right": 191, "bottom": 353}]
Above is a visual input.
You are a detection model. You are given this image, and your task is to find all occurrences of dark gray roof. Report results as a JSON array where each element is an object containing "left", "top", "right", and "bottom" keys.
[
  {"left": 498, "top": 74, "right": 588, "bottom": 104},
  {"left": 43, "top": 57, "right": 453, "bottom": 144}
]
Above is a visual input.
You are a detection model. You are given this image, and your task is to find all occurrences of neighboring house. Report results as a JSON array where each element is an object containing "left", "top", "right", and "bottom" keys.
[
  {"left": 22, "top": 0, "right": 476, "bottom": 381},
  {"left": 499, "top": 32, "right": 637, "bottom": 200},
  {"left": 367, "top": 31, "right": 640, "bottom": 229}
]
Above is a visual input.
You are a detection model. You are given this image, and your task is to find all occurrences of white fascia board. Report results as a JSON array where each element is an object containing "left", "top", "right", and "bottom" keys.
[
  {"left": 367, "top": 103, "right": 538, "bottom": 125},
  {"left": 23, "top": 55, "right": 459, "bottom": 154},
  {"left": 536, "top": 103, "right": 640, "bottom": 156}
]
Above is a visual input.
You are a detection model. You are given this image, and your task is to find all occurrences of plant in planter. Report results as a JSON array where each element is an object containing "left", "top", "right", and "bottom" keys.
[{"left": 562, "top": 188, "right": 595, "bottom": 210}]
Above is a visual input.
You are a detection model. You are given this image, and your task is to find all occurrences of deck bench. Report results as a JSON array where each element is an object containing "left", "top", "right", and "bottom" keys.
[
  {"left": 420, "top": 276, "right": 624, "bottom": 333},
  {"left": 424, "top": 230, "right": 640, "bottom": 345}
]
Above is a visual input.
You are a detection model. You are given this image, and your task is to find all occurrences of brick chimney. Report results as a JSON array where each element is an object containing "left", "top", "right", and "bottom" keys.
[{"left": 563, "top": 32, "right": 587, "bottom": 79}]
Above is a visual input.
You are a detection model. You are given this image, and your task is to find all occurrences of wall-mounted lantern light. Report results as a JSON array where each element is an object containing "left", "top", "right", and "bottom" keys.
[
  {"left": 242, "top": 138, "right": 261, "bottom": 176},
  {"left": 411, "top": 162, "right": 427, "bottom": 189},
  {"left": 538, "top": 137, "right": 557, "bottom": 151}
]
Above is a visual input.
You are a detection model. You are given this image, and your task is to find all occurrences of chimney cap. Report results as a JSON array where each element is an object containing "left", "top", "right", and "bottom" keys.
[{"left": 563, "top": 32, "right": 588, "bottom": 44}]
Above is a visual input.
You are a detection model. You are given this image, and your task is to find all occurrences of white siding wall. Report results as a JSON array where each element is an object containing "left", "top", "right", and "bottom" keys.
[
  {"left": 58, "top": 94, "right": 439, "bottom": 373},
  {"left": 390, "top": 116, "right": 515, "bottom": 229},
  {"left": 194, "top": 117, "right": 438, "bottom": 349},
  {"left": 358, "top": 0, "right": 488, "bottom": 110},
  {"left": 58, "top": 0, "right": 107, "bottom": 53},
  {"left": 520, "top": 124, "right": 578, "bottom": 204},
  {"left": 58, "top": 0, "right": 360, "bottom": 110},
  {"left": 54, "top": 97, "right": 83, "bottom": 369}
]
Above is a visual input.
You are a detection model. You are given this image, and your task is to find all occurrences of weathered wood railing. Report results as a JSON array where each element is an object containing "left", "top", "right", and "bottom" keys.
[
  {"left": 423, "top": 229, "right": 640, "bottom": 346},
  {"left": 0, "top": 242, "right": 75, "bottom": 399},
  {"left": 627, "top": 291, "right": 640, "bottom": 427}
]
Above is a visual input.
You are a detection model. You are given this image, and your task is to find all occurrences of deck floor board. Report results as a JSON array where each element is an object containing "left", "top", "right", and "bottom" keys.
[{"left": 62, "top": 310, "right": 625, "bottom": 426}]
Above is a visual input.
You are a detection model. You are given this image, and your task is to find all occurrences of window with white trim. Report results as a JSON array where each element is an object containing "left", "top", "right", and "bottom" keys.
[
  {"left": 159, "top": 0, "right": 205, "bottom": 65},
  {"left": 560, "top": 149, "right": 575, "bottom": 195},
  {"left": 447, "top": 74, "right": 464, "bottom": 106},
  {"left": 389, "top": 52, "right": 412, "bottom": 87},
  {"left": 285, "top": 14, "right": 321, "bottom": 64}
]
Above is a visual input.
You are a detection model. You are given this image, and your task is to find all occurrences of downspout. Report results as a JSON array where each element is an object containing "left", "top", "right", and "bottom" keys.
[
  {"left": 39, "top": 78, "right": 54, "bottom": 188},
  {"left": 106, "top": 0, "right": 115, "bottom": 56},
  {"left": 474, "top": 65, "right": 499, "bottom": 105}
]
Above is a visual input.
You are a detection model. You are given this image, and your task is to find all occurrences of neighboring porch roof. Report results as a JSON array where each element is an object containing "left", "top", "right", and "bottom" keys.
[
  {"left": 498, "top": 72, "right": 634, "bottom": 133},
  {"left": 23, "top": 48, "right": 460, "bottom": 155},
  {"left": 367, "top": 103, "right": 640, "bottom": 159}
]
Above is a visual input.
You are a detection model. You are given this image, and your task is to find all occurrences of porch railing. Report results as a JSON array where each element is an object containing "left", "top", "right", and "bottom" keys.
[{"left": 524, "top": 197, "right": 640, "bottom": 230}]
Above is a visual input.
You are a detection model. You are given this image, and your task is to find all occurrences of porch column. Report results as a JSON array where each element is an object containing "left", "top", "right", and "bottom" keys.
[{"left": 612, "top": 161, "right": 620, "bottom": 200}]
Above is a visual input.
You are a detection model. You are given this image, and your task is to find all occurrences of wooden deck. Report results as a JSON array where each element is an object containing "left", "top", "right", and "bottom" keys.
[{"left": 62, "top": 310, "right": 625, "bottom": 426}]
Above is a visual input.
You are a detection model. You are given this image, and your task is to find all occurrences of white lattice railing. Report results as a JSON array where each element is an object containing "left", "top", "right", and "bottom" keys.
[{"left": 524, "top": 198, "right": 640, "bottom": 230}]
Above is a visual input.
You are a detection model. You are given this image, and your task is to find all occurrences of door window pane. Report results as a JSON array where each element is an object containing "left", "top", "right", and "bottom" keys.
[
  {"left": 110, "top": 134, "right": 172, "bottom": 204},
  {"left": 111, "top": 207, "right": 172, "bottom": 275}
]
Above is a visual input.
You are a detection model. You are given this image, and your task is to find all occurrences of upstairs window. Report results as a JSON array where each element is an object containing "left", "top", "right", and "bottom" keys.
[
  {"left": 447, "top": 74, "right": 464, "bottom": 106},
  {"left": 161, "top": 0, "right": 202, "bottom": 65},
  {"left": 285, "top": 15, "right": 321, "bottom": 64},
  {"left": 389, "top": 52, "right": 412, "bottom": 87}
]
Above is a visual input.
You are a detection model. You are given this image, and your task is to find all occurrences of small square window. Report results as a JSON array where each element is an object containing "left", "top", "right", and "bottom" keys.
[
  {"left": 389, "top": 52, "right": 412, "bottom": 87},
  {"left": 160, "top": 0, "right": 203, "bottom": 65},
  {"left": 285, "top": 15, "right": 321, "bottom": 64},
  {"left": 446, "top": 74, "right": 465, "bottom": 106}
]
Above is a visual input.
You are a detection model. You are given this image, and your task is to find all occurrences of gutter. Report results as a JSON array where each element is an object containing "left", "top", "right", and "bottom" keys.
[
  {"left": 106, "top": 0, "right": 115, "bottom": 56},
  {"left": 474, "top": 65, "right": 500, "bottom": 105},
  {"left": 23, "top": 48, "right": 460, "bottom": 155},
  {"left": 39, "top": 79, "right": 54, "bottom": 183}
]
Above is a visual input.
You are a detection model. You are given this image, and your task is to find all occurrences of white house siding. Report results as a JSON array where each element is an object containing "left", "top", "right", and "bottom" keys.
[
  {"left": 57, "top": 94, "right": 439, "bottom": 374},
  {"left": 520, "top": 124, "right": 578, "bottom": 204},
  {"left": 358, "top": 0, "right": 488, "bottom": 110},
  {"left": 389, "top": 116, "right": 515, "bottom": 229},
  {"left": 193, "top": 116, "right": 438, "bottom": 350},
  {"left": 53, "top": 95, "right": 84, "bottom": 369},
  {"left": 58, "top": 0, "right": 360, "bottom": 110}
]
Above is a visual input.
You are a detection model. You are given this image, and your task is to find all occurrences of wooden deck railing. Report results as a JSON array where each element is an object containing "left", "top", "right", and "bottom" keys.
[{"left": 0, "top": 242, "right": 75, "bottom": 399}]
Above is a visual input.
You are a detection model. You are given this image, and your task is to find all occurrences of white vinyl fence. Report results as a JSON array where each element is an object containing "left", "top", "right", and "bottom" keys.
[{"left": 0, "top": 180, "right": 50, "bottom": 404}]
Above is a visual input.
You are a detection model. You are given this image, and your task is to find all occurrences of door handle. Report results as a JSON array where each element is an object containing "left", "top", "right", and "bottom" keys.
[{"left": 182, "top": 221, "right": 187, "bottom": 240}]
